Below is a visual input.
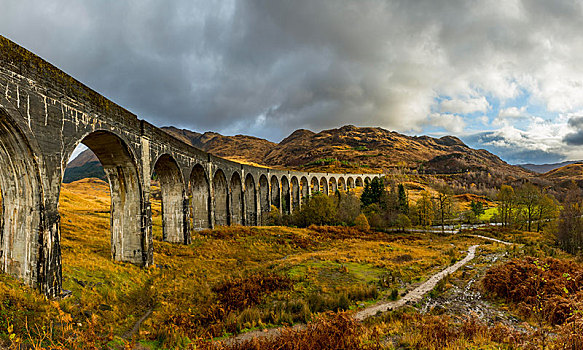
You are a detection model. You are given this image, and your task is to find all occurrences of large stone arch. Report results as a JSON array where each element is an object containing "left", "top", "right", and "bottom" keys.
[
  {"left": 281, "top": 176, "right": 291, "bottom": 215},
  {"left": 365, "top": 176, "right": 372, "bottom": 185},
  {"left": 76, "top": 130, "right": 145, "bottom": 265},
  {"left": 230, "top": 172, "right": 243, "bottom": 225},
  {"left": 329, "top": 177, "right": 337, "bottom": 193},
  {"left": 259, "top": 174, "right": 270, "bottom": 224},
  {"left": 153, "top": 154, "right": 186, "bottom": 243},
  {"left": 270, "top": 175, "right": 280, "bottom": 210},
  {"left": 244, "top": 174, "right": 257, "bottom": 226},
  {"left": 213, "top": 169, "right": 229, "bottom": 227},
  {"left": 291, "top": 176, "right": 300, "bottom": 212},
  {"left": 0, "top": 108, "right": 44, "bottom": 291},
  {"left": 311, "top": 176, "right": 320, "bottom": 194},
  {"left": 355, "top": 177, "right": 364, "bottom": 187},
  {"left": 338, "top": 177, "right": 346, "bottom": 191},
  {"left": 300, "top": 176, "right": 309, "bottom": 203},
  {"left": 190, "top": 164, "right": 211, "bottom": 230},
  {"left": 320, "top": 177, "right": 329, "bottom": 195}
]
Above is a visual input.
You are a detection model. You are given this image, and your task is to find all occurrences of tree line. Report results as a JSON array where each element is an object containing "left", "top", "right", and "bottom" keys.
[{"left": 264, "top": 176, "right": 583, "bottom": 257}]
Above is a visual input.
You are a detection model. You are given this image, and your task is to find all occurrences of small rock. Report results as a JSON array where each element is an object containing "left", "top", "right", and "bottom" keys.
[
  {"left": 74, "top": 278, "right": 86, "bottom": 287},
  {"left": 98, "top": 304, "right": 113, "bottom": 311},
  {"left": 60, "top": 289, "right": 73, "bottom": 299}
]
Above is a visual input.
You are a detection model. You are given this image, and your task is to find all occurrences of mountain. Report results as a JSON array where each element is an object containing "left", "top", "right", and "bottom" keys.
[
  {"left": 163, "top": 126, "right": 276, "bottom": 166},
  {"left": 162, "top": 125, "right": 531, "bottom": 178},
  {"left": 65, "top": 125, "right": 532, "bottom": 181},
  {"left": 63, "top": 149, "right": 106, "bottom": 183},
  {"left": 539, "top": 163, "right": 583, "bottom": 182},
  {"left": 518, "top": 161, "right": 581, "bottom": 174}
]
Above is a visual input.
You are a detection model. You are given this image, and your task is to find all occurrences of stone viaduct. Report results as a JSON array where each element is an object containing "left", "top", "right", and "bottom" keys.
[{"left": 0, "top": 36, "right": 380, "bottom": 297}]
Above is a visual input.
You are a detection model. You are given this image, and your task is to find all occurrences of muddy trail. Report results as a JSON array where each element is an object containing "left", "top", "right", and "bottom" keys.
[{"left": 221, "top": 235, "right": 513, "bottom": 346}]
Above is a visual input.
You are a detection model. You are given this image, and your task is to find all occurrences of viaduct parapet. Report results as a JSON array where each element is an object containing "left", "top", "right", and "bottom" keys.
[{"left": 0, "top": 36, "right": 381, "bottom": 296}]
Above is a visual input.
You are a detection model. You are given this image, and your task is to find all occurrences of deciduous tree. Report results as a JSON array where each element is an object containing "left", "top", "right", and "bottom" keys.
[
  {"left": 415, "top": 191, "right": 434, "bottom": 227},
  {"left": 497, "top": 185, "right": 516, "bottom": 227},
  {"left": 434, "top": 185, "right": 455, "bottom": 234},
  {"left": 517, "top": 183, "right": 541, "bottom": 232}
]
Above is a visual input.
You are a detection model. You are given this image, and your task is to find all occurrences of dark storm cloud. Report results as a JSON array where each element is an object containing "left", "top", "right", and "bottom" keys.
[
  {"left": 464, "top": 131, "right": 566, "bottom": 164},
  {"left": 564, "top": 116, "right": 583, "bottom": 145},
  {"left": 3, "top": 0, "right": 583, "bottom": 150}
]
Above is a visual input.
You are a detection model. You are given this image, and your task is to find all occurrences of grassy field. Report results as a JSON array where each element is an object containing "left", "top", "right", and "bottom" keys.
[{"left": 0, "top": 178, "right": 576, "bottom": 349}]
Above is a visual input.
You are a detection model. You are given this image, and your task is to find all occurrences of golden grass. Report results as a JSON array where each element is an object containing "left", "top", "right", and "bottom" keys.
[{"left": 0, "top": 178, "right": 539, "bottom": 348}]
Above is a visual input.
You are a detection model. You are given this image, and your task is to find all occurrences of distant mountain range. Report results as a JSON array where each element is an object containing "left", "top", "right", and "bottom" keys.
[
  {"left": 163, "top": 125, "right": 531, "bottom": 178},
  {"left": 518, "top": 161, "right": 583, "bottom": 174},
  {"left": 64, "top": 125, "right": 533, "bottom": 182}
]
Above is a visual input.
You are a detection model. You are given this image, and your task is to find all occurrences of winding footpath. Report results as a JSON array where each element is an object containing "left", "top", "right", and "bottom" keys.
[
  {"left": 354, "top": 245, "right": 478, "bottom": 320},
  {"left": 223, "top": 235, "right": 513, "bottom": 345}
]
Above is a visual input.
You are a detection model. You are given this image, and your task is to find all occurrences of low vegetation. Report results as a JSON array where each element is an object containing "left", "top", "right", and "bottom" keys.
[
  {"left": 0, "top": 178, "right": 488, "bottom": 349},
  {"left": 5, "top": 167, "right": 583, "bottom": 348}
]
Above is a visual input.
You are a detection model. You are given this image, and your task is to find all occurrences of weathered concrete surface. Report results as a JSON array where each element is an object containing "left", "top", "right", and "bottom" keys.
[{"left": 0, "top": 35, "right": 381, "bottom": 296}]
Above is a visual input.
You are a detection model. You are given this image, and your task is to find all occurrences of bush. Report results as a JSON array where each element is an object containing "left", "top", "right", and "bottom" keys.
[
  {"left": 292, "top": 194, "right": 337, "bottom": 227},
  {"left": 201, "top": 312, "right": 377, "bottom": 350},
  {"left": 482, "top": 257, "right": 583, "bottom": 326},
  {"left": 354, "top": 214, "right": 370, "bottom": 231},
  {"left": 267, "top": 205, "right": 282, "bottom": 225},
  {"left": 394, "top": 213, "right": 411, "bottom": 232},
  {"left": 213, "top": 273, "right": 293, "bottom": 312}
]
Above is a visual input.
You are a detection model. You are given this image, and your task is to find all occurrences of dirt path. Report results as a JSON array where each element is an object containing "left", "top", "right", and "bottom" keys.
[
  {"left": 122, "top": 308, "right": 153, "bottom": 340},
  {"left": 467, "top": 234, "right": 512, "bottom": 245},
  {"left": 354, "top": 244, "right": 479, "bottom": 320},
  {"left": 223, "top": 236, "right": 512, "bottom": 345}
]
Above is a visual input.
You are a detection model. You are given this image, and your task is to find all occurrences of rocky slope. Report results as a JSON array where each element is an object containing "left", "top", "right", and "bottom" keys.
[
  {"left": 163, "top": 125, "right": 531, "bottom": 178},
  {"left": 163, "top": 127, "right": 276, "bottom": 166}
]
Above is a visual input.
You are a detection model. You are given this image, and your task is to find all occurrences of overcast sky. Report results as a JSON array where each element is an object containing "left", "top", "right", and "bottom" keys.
[{"left": 3, "top": 0, "right": 583, "bottom": 164}]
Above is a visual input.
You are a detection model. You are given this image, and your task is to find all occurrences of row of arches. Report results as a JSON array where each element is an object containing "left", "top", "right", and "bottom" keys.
[
  {"left": 179, "top": 165, "right": 370, "bottom": 235},
  {"left": 0, "top": 108, "right": 375, "bottom": 294}
]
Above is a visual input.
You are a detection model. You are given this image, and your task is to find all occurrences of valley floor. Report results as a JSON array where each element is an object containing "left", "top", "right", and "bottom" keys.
[{"left": 0, "top": 178, "right": 576, "bottom": 349}]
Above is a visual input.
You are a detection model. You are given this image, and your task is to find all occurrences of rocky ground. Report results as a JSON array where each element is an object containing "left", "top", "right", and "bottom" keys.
[{"left": 418, "top": 247, "right": 527, "bottom": 329}]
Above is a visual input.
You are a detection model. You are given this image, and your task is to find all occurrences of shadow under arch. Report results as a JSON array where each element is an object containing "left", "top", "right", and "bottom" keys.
[
  {"left": 281, "top": 176, "right": 291, "bottom": 215},
  {"left": 329, "top": 177, "right": 337, "bottom": 193},
  {"left": 0, "top": 107, "right": 45, "bottom": 290},
  {"left": 291, "top": 176, "right": 300, "bottom": 212},
  {"left": 244, "top": 174, "right": 257, "bottom": 226},
  {"left": 73, "top": 130, "right": 147, "bottom": 266},
  {"left": 259, "top": 175, "right": 269, "bottom": 224},
  {"left": 311, "top": 176, "right": 320, "bottom": 194},
  {"left": 299, "top": 176, "right": 309, "bottom": 203},
  {"left": 320, "top": 177, "right": 329, "bottom": 195},
  {"left": 213, "top": 169, "right": 229, "bottom": 227},
  {"left": 347, "top": 177, "right": 355, "bottom": 189},
  {"left": 152, "top": 154, "right": 186, "bottom": 243},
  {"left": 230, "top": 172, "right": 243, "bottom": 225},
  {"left": 270, "top": 175, "right": 280, "bottom": 210},
  {"left": 190, "top": 164, "right": 211, "bottom": 230},
  {"left": 338, "top": 177, "right": 346, "bottom": 191}
]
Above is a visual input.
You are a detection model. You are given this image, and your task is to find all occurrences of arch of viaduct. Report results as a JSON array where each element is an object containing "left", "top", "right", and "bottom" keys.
[{"left": 0, "top": 36, "right": 380, "bottom": 296}]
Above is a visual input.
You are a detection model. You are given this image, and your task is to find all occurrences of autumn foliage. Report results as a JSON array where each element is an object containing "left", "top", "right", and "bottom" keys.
[
  {"left": 201, "top": 312, "right": 379, "bottom": 350},
  {"left": 483, "top": 257, "right": 583, "bottom": 348}
]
